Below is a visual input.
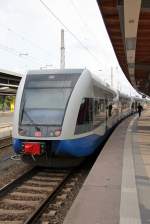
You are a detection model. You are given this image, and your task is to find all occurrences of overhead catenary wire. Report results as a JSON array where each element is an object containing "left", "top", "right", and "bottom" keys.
[
  {"left": 39, "top": 0, "right": 103, "bottom": 66},
  {"left": 0, "top": 21, "right": 52, "bottom": 59},
  {"left": 0, "top": 19, "right": 48, "bottom": 66},
  {"left": 0, "top": 42, "right": 44, "bottom": 65},
  {"left": 69, "top": 0, "right": 106, "bottom": 61},
  {"left": 69, "top": 0, "right": 99, "bottom": 43}
]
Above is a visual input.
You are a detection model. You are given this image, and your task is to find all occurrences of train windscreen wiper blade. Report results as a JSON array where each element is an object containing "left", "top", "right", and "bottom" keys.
[{"left": 23, "top": 110, "right": 41, "bottom": 131}]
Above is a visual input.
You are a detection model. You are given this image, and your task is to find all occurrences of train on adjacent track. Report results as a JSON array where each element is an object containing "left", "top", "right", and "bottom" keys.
[{"left": 12, "top": 68, "right": 142, "bottom": 166}]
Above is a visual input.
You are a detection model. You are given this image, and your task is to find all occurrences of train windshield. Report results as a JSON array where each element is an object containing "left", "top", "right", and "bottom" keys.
[{"left": 20, "top": 73, "right": 80, "bottom": 126}]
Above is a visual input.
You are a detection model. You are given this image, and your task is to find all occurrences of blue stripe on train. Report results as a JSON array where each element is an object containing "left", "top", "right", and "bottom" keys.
[
  {"left": 13, "top": 138, "right": 22, "bottom": 154},
  {"left": 52, "top": 134, "right": 104, "bottom": 157},
  {"left": 13, "top": 134, "right": 105, "bottom": 157}
]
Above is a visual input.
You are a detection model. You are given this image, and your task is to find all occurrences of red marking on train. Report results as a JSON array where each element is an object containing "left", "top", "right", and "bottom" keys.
[{"left": 24, "top": 143, "right": 41, "bottom": 155}]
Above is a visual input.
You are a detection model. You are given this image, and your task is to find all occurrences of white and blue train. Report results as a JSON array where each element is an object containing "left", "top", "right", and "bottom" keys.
[{"left": 12, "top": 69, "right": 135, "bottom": 166}]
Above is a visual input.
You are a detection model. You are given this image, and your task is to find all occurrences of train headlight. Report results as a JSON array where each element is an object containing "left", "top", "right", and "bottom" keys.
[
  {"left": 18, "top": 128, "right": 26, "bottom": 136},
  {"left": 54, "top": 129, "right": 61, "bottom": 137}
]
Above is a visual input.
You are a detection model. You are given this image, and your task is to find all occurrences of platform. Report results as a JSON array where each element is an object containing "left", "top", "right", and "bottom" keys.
[
  {"left": 63, "top": 108, "right": 150, "bottom": 224},
  {"left": 0, "top": 112, "right": 13, "bottom": 139}
]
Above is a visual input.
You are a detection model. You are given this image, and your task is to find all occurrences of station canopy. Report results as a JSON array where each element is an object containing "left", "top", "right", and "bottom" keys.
[
  {"left": 0, "top": 69, "right": 21, "bottom": 95},
  {"left": 97, "top": 0, "right": 150, "bottom": 96}
]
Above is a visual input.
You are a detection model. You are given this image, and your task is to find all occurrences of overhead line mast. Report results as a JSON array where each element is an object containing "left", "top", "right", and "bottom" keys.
[{"left": 60, "top": 29, "right": 65, "bottom": 69}]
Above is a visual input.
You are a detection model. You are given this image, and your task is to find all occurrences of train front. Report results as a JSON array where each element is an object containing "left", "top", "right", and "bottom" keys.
[{"left": 12, "top": 69, "right": 82, "bottom": 166}]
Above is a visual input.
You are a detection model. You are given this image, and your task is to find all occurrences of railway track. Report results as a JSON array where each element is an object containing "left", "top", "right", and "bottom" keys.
[
  {"left": 0, "top": 166, "right": 76, "bottom": 223},
  {"left": 0, "top": 137, "right": 12, "bottom": 149}
]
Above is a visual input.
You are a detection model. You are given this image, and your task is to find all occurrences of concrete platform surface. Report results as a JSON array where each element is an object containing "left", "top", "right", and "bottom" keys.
[
  {"left": 0, "top": 111, "right": 13, "bottom": 126},
  {"left": 0, "top": 112, "right": 13, "bottom": 139},
  {"left": 63, "top": 108, "right": 150, "bottom": 224}
]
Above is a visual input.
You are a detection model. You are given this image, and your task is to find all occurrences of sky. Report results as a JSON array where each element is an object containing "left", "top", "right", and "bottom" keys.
[{"left": 0, "top": 0, "right": 140, "bottom": 96}]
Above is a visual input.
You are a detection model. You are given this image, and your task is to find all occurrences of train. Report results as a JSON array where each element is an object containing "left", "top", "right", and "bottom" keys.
[{"left": 12, "top": 68, "right": 140, "bottom": 167}]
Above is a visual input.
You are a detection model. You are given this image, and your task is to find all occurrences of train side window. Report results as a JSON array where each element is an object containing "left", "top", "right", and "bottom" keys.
[
  {"left": 75, "top": 98, "right": 93, "bottom": 134},
  {"left": 93, "top": 99, "right": 106, "bottom": 128}
]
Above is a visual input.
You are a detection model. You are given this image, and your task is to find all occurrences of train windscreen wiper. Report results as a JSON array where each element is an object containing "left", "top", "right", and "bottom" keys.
[
  {"left": 20, "top": 98, "right": 40, "bottom": 131},
  {"left": 23, "top": 110, "right": 41, "bottom": 131}
]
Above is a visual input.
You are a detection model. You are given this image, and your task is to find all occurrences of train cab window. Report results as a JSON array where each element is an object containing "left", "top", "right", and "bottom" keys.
[
  {"left": 20, "top": 73, "right": 80, "bottom": 126},
  {"left": 22, "top": 88, "right": 71, "bottom": 125},
  {"left": 75, "top": 98, "right": 93, "bottom": 134}
]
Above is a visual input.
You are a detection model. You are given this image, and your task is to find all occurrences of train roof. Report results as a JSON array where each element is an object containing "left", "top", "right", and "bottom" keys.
[
  {"left": 91, "top": 71, "right": 117, "bottom": 98},
  {"left": 27, "top": 68, "right": 84, "bottom": 75},
  {"left": 118, "top": 91, "right": 130, "bottom": 99},
  {"left": 26, "top": 68, "right": 116, "bottom": 98}
]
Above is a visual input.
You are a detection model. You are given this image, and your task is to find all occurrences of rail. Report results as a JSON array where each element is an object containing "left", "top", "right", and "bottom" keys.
[
  {"left": 0, "top": 166, "right": 74, "bottom": 223},
  {"left": 0, "top": 137, "right": 12, "bottom": 149}
]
